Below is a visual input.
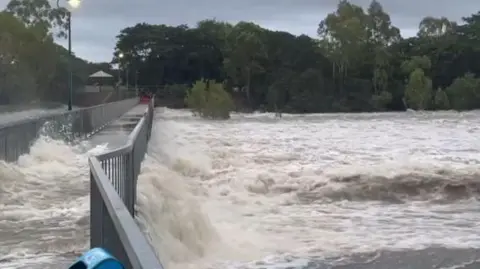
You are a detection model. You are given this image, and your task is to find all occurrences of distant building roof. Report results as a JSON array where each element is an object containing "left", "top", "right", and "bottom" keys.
[{"left": 89, "top": 70, "right": 113, "bottom": 78}]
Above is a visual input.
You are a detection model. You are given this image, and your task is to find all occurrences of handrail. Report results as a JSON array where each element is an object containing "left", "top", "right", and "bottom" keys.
[
  {"left": 89, "top": 97, "right": 163, "bottom": 269},
  {"left": 0, "top": 98, "right": 135, "bottom": 129},
  {"left": 89, "top": 158, "right": 163, "bottom": 269},
  {"left": 0, "top": 98, "right": 139, "bottom": 162},
  {"left": 95, "top": 117, "right": 146, "bottom": 162}
]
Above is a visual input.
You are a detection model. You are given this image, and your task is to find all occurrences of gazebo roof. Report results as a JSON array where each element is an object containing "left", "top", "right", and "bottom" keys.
[{"left": 89, "top": 70, "right": 113, "bottom": 78}]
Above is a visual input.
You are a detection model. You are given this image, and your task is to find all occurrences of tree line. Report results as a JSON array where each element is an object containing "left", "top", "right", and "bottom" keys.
[
  {"left": 0, "top": 0, "right": 111, "bottom": 105},
  {"left": 2, "top": 0, "right": 480, "bottom": 112},
  {"left": 115, "top": 0, "right": 480, "bottom": 112}
]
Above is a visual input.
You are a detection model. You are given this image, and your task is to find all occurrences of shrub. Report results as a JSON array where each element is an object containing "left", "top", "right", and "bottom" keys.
[
  {"left": 163, "top": 84, "right": 189, "bottom": 98},
  {"left": 185, "top": 80, "right": 234, "bottom": 119},
  {"left": 371, "top": 90, "right": 392, "bottom": 110},
  {"left": 434, "top": 88, "right": 450, "bottom": 110}
]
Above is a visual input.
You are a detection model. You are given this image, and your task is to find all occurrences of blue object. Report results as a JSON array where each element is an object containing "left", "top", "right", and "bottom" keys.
[{"left": 69, "top": 248, "right": 124, "bottom": 269}]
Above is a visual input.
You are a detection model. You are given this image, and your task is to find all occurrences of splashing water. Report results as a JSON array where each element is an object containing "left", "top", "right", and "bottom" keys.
[
  {"left": 0, "top": 106, "right": 68, "bottom": 126},
  {"left": 137, "top": 109, "right": 480, "bottom": 269},
  {"left": 0, "top": 135, "right": 109, "bottom": 269}
]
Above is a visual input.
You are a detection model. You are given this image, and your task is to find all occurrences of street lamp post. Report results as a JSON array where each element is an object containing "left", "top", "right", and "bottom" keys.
[
  {"left": 57, "top": 0, "right": 81, "bottom": 111},
  {"left": 135, "top": 70, "right": 138, "bottom": 96},
  {"left": 118, "top": 53, "right": 124, "bottom": 85},
  {"left": 117, "top": 52, "right": 129, "bottom": 90}
]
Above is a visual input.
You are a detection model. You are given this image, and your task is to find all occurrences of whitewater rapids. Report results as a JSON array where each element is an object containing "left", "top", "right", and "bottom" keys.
[
  {"left": 136, "top": 109, "right": 480, "bottom": 269},
  {"left": 0, "top": 136, "right": 108, "bottom": 268},
  {"left": 0, "top": 105, "right": 71, "bottom": 125}
]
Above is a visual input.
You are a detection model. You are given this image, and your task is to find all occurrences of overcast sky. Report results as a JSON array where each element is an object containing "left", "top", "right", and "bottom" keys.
[{"left": 1, "top": 0, "right": 478, "bottom": 63}]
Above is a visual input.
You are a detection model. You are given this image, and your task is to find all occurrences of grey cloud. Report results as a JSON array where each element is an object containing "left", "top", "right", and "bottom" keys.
[{"left": 1, "top": 0, "right": 478, "bottom": 61}]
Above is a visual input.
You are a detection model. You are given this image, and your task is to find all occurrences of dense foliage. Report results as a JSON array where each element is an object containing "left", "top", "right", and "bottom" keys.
[
  {"left": 114, "top": 0, "right": 480, "bottom": 112},
  {"left": 0, "top": 0, "right": 110, "bottom": 105},
  {"left": 185, "top": 80, "right": 234, "bottom": 119}
]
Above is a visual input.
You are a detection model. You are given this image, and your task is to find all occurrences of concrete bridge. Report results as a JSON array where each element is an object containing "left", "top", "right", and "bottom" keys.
[{"left": 0, "top": 98, "right": 163, "bottom": 268}]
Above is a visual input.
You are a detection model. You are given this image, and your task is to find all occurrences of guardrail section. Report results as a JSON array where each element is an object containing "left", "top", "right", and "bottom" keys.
[
  {"left": 89, "top": 98, "right": 163, "bottom": 269},
  {"left": 0, "top": 98, "right": 139, "bottom": 162}
]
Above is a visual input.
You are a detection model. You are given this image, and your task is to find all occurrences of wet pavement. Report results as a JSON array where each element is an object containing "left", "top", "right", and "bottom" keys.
[{"left": 88, "top": 104, "right": 148, "bottom": 149}]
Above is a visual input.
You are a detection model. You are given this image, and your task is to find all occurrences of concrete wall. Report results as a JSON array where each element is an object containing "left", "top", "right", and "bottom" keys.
[
  {"left": 74, "top": 91, "right": 135, "bottom": 107},
  {"left": 74, "top": 92, "right": 113, "bottom": 107},
  {"left": 73, "top": 85, "right": 136, "bottom": 107}
]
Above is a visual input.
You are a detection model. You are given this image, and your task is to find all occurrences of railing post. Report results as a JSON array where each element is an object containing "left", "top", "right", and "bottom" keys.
[
  {"left": 132, "top": 143, "right": 140, "bottom": 216},
  {"left": 125, "top": 151, "right": 135, "bottom": 216},
  {"left": 90, "top": 170, "right": 103, "bottom": 248}
]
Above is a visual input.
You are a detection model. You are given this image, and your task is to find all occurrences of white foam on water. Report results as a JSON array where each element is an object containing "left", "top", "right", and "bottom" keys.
[
  {"left": 136, "top": 108, "right": 480, "bottom": 269},
  {"left": 0, "top": 135, "right": 108, "bottom": 269}
]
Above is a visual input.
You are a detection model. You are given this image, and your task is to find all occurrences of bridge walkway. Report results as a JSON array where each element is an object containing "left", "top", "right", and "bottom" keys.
[{"left": 89, "top": 104, "right": 148, "bottom": 149}]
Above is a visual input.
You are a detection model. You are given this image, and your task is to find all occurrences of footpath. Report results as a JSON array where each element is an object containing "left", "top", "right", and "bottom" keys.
[{"left": 88, "top": 104, "right": 148, "bottom": 150}]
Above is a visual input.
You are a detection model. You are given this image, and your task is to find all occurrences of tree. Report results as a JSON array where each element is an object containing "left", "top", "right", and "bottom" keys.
[
  {"left": 0, "top": 1, "right": 105, "bottom": 105},
  {"left": 365, "top": 0, "right": 399, "bottom": 109},
  {"left": 402, "top": 56, "right": 433, "bottom": 110},
  {"left": 434, "top": 88, "right": 450, "bottom": 109},
  {"left": 111, "top": 2, "right": 480, "bottom": 112},
  {"left": 318, "top": 0, "right": 368, "bottom": 91},
  {"left": 223, "top": 22, "right": 266, "bottom": 105},
  {"left": 185, "top": 80, "right": 234, "bottom": 119},
  {"left": 418, "top": 16, "right": 457, "bottom": 37},
  {"left": 5, "top": 0, "right": 69, "bottom": 38},
  {"left": 0, "top": 11, "right": 51, "bottom": 103},
  {"left": 446, "top": 73, "right": 480, "bottom": 110}
]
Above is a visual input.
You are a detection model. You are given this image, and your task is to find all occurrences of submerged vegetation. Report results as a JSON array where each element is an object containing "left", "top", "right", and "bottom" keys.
[{"left": 185, "top": 80, "right": 234, "bottom": 119}]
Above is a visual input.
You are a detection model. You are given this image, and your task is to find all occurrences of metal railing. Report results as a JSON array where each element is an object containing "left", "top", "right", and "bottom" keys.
[
  {"left": 89, "top": 97, "right": 163, "bottom": 269},
  {"left": 0, "top": 98, "right": 139, "bottom": 162}
]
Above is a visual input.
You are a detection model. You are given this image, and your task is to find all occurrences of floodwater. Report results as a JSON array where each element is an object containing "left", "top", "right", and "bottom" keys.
[
  {"left": 2, "top": 107, "right": 480, "bottom": 269},
  {"left": 137, "top": 109, "right": 480, "bottom": 269},
  {"left": 0, "top": 104, "right": 68, "bottom": 125},
  {"left": 0, "top": 105, "right": 119, "bottom": 269}
]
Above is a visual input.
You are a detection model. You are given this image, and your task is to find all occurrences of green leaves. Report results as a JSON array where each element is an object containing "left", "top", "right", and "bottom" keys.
[
  {"left": 0, "top": 3, "right": 101, "bottom": 105},
  {"left": 418, "top": 16, "right": 457, "bottom": 38},
  {"left": 434, "top": 88, "right": 450, "bottom": 109},
  {"left": 401, "top": 56, "right": 433, "bottom": 110},
  {"left": 367, "top": 0, "right": 400, "bottom": 45},
  {"left": 445, "top": 73, "right": 480, "bottom": 110},
  {"left": 0, "top": 11, "right": 49, "bottom": 103},
  {"left": 404, "top": 68, "right": 433, "bottom": 110},
  {"left": 185, "top": 80, "right": 234, "bottom": 119},
  {"left": 112, "top": 1, "right": 480, "bottom": 112},
  {"left": 223, "top": 22, "right": 266, "bottom": 102},
  {"left": 5, "top": 0, "right": 68, "bottom": 38},
  {"left": 401, "top": 56, "right": 431, "bottom": 74}
]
